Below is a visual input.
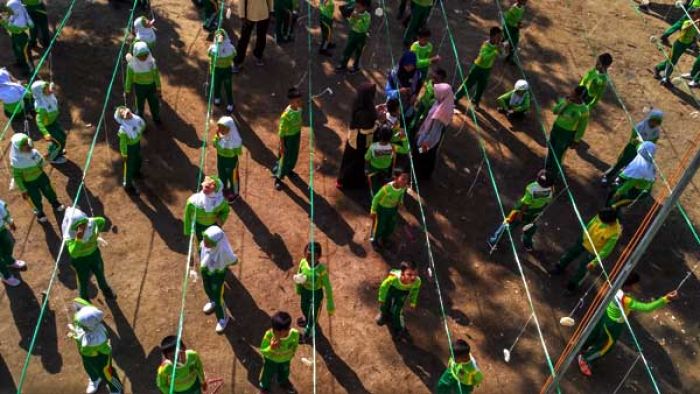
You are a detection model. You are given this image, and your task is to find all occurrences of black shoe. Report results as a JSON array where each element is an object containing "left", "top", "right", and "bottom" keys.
[
  {"left": 103, "top": 287, "right": 117, "bottom": 299},
  {"left": 375, "top": 313, "right": 386, "bottom": 326},
  {"left": 548, "top": 265, "right": 564, "bottom": 276},
  {"left": 274, "top": 178, "right": 283, "bottom": 190},
  {"left": 124, "top": 184, "right": 140, "bottom": 196}
]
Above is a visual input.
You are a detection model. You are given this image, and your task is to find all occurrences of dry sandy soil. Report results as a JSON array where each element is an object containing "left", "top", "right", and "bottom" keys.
[{"left": 0, "top": 0, "right": 699, "bottom": 393}]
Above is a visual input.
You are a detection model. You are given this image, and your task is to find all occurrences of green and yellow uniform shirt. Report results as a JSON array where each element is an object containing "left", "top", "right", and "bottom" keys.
[
  {"left": 581, "top": 215, "right": 621, "bottom": 265},
  {"left": 11, "top": 150, "right": 45, "bottom": 193},
  {"left": 213, "top": 134, "right": 243, "bottom": 158},
  {"left": 296, "top": 258, "right": 335, "bottom": 311},
  {"left": 503, "top": 4, "right": 524, "bottom": 27},
  {"left": 410, "top": 41, "right": 434, "bottom": 72},
  {"left": 607, "top": 290, "right": 669, "bottom": 324},
  {"left": 447, "top": 356, "right": 484, "bottom": 387},
  {"left": 279, "top": 105, "right": 302, "bottom": 137},
  {"left": 117, "top": 118, "right": 145, "bottom": 157},
  {"left": 259, "top": 329, "right": 300, "bottom": 363},
  {"left": 378, "top": 269, "right": 422, "bottom": 307},
  {"left": 67, "top": 217, "right": 106, "bottom": 258},
  {"left": 319, "top": 0, "right": 334, "bottom": 19},
  {"left": 678, "top": 20, "right": 699, "bottom": 45},
  {"left": 35, "top": 107, "right": 59, "bottom": 137},
  {"left": 473, "top": 41, "right": 501, "bottom": 69},
  {"left": 349, "top": 11, "right": 370, "bottom": 34},
  {"left": 365, "top": 142, "right": 394, "bottom": 170},
  {"left": 156, "top": 350, "right": 205, "bottom": 394},
  {"left": 370, "top": 181, "right": 406, "bottom": 214},
  {"left": 514, "top": 181, "right": 552, "bottom": 211},
  {"left": 553, "top": 98, "right": 590, "bottom": 141},
  {"left": 125, "top": 58, "right": 161, "bottom": 92},
  {"left": 579, "top": 68, "right": 608, "bottom": 106},
  {"left": 183, "top": 196, "right": 230, "bottom": 235}
]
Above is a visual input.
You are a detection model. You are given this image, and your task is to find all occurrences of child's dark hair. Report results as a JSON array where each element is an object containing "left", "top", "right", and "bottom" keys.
[
  {"left": 271, "top": 311, "right": 292, "bottom": 331},
  {"left": 376, "top": 125, "right": 393, "bottom": 143},
  {"left": 489, "top": 26, "right": 502, "bottom": 37},
  {"left": 598, "top": 53, "right": 613, "bottom": 67},
  {"left": 433, "top": 67, "right": 448, "bottom": 82},
  {"left": 598, "top": 207, "right": 618, "bottom": 224},
  {"left": 305, "top": 241, "right": 322, "bottom": 258},
  {"left": 417, "top": 28, "right": 431, "bottom": 39},
  {"left": 623, "top": 272, "right": 641, "bottom": 288},
  {"left": 355, "top": 0, "right": 369, "bottom": 8},
  {"left": 573, "top": 85, "right": 587, "bottom": 100},
  {"left": 160, "top": 335, "right": 183, "bottom": 356},
  {"left": 386, "top": 98, "right": 400, "bottom": 114},
  {"left": 287, "top": 87, "right": 302, "bottom": 99},
  {"left": 393, "top": 167, "right": 407, "bottom": 178},
  {"left": 399, "top": 260, "right": 417, "bottom": 272},
  {"left": 453, "top": 339, "right": 471, "bottom": 358},
  {"left": 536, "top": 169, "right": 554, "bottom": 188}
]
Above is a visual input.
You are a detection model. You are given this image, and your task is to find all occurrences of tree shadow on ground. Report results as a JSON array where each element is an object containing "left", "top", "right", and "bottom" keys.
[{"left": 5, "top": 281, "right": 62, "bottom": 374}]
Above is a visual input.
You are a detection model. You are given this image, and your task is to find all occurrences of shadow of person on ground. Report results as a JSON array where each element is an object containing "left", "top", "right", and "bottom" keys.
[
  {"left": 235, "top": 115, "right": 278, "bottom": 169},
  {"left": 52, "top": 159, "right": 112, "bottom": 229},
  {"left": 390, "top": 334, "right": 447, "bottom": 392},
  {"left": 127, "top": 184, "right": 189, "bottom": 255},
  {"left": 6, "top": 281, "right": 62, "bottom": 374},
  {"left": 575, "top": 140, "right": 614, "bottom": 172},
  {"left": 37, "top": 219, "right": 77, "bottom": 291},
  {"left": 313, "top": 330, "right": 372, "bottom": 394},
  {"left": 0, "top": 352, "right": 16, "bottom": 394}
]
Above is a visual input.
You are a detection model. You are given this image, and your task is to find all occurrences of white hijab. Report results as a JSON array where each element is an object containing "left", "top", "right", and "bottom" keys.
[
  {"left": 127, "top": 41, "right": 156, "bottom": 73},
  {"left": 621, "top": 141, "right": 656, "bottom": 181},
  {"left": 209, "top": 29, "right": 236, "bottom": 59},
  {"left": 134, "top": 16, "right": 156, "bottom": 43},
  {"left": 634, "top": 109, "right": 663, "bottom": 142},
  {"left": 199, "top": 225, "right": 238, "bottom": 271},
  {"left": 113, "top": 106, "right": 145, "bottom": 139},
  {"left": 9, "top": 133, "right": 42, "bottom": 169},
  {"left": 216, "top": 116, "right": 242, "bottom": 149},
  {"left": 0, "top": 68, "right": 26, "bottom": 104},
  {"left": 6, "top": 0, "right": 32, "bottom": 28},
  {"left": 61, "top": 207, "right": 87, "bottom": 240},
  {"left": 31, "top": 81, "right": 58, "bottom": 112},
  {"left": 73, "top": 306, "right": 108, "bottom": 347},
  {"left": 188, "top": 178, "right": 225, "bottom": 212}
]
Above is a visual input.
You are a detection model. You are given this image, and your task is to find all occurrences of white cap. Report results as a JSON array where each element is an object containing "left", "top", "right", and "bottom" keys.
[{"left": 514, "top": 79, "right": 529, "bottom": 91}]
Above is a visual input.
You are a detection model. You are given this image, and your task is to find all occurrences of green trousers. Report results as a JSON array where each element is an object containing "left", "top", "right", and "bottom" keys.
[
  {"left": 379, "top": 285, "right": 409, "bottom": 331},
  {"left": 81, "top": 352, "right": 123, "bottom": 392},
  {"left": 217, "top": 155, "right": 239, "bottom": 194},
  {"left": 581, "top": 313, "right": 624, "bottom": 363},
  {"left": 320, "top": 14, "right": 333, "bottom": 49},
  {"left": 340, "top": 31, "right": 367, "bottom": 68},
  {"left": 26, "top": 3, "right": 50, "bottom": 48},
  {"left": 24, "top": 172, "right": 59, "bottom": 216},
  {"left": 273, "top": 133, "right": 301, "bottom": 180},
  {"left": 402, "top": 3, "right": 431, "bottom": 46},
  {"left": 275, "top": 5, "right": 293, "bottom": 42},
  {"left": 504, "top": 24, "right": 520, "bottom": 61},
  {"left": 367, "top": 164, "right": 391, "bottom": 196},
  {"left": 259, "top": 358, "right": 291, "bottom": 390},
  {"left": 10, "top": 31, "right": 33, "bottom": 75},
  {"left": 488, "top": 209, "right": 539, "bottom": 248},
  {"left": 371, "top": 205, "right": 398, "bottom": 244},
  {"left": 691, "top": 54, "right": 700, "bottom": 82},
  {"left": 455, "top": 64, "right": 491, "bottom": 105},
  {"left": 435, "top": 367, "right": 474, "bottom": 394},
  {"left": 123, "top": 143, "right": 142, "bottom": 187},
  {"left": 45, "top": 121, "right": 67, "bottom": 161},
  {"left": 606, "top": 141, "right": 638, "bottom": 180},
  {"left": 70, "top": 249, "right": 112, "bottom": 301},
  {"left": 133, "top": 83, "right": 160, "bottom": 122},
  {"left": 545, "top": 124, "right": 575, "bottom": 175},
  {"left": 558, "top": 242, "right": 594, "bottom": 290},
  {"left": 608, "top": 182, "right": 647, "bottom": 209},
  {"left": 656, "top": 40, "right": 692, "bottom": 78},
  {"left": 0, "top": 229, "right": 16, "bottom": 279},
  {"left": 213, "top": 67, "right": 233, "bottom": 107},
  {"left": 300, "top": 286, "right": 323, "bottom": 336},
  {"left": 201, "top": 268, "right": 226, "bottom": 319}
]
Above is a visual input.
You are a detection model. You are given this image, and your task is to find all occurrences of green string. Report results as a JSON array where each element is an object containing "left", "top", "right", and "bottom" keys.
[
  {"left": 14, "top": 1, "right": 140, "bottom": 392},
  {"left": 376, "top": 2, "right": 465, "bottom": 390},
  {"left": 434, "top": 0, "right": 560, "bottom": 389},
  {"left": 169, "top": 4, "right": 226, "bottom": 393},
  {"left": 0, "top": 0, "right": 80, "bottom": 143}
]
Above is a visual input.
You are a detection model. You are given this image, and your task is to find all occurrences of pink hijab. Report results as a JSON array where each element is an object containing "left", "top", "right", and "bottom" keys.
[{"left": 426, "top": 83, "right": 454, "bottom": 126}]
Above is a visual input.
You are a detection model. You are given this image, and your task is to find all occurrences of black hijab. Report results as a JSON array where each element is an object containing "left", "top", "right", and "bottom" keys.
[{"left": 350, "top": 82, "right": 378, "bottom": 129}]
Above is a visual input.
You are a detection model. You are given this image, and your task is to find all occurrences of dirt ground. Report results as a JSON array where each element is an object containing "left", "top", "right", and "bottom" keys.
[{"left": 0, "top": 0, "right": 699, "bottom": 392}]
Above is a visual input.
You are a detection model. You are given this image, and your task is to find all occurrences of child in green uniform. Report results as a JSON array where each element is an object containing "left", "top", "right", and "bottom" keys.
[
  {"left": 68, "top": 298, "right": 124, "bottom": 394},
  {"left": 273, "top": 88, "right": 303, "bottom": 190},
  {"left": 410, "top": 67, "right": 446, "bottom": 135},
  {"left": 502, "top": 0, "right": 526, "bottom": 63},
  {"left": 659, "top": 0, "right": 700, "bottom": 44},
  {"left": 125, "top": 41, "right": 162, "bottom": 124},
  {"left": 66, "top": 215, "right": 116, "bottom": 300},
  {"left": 436, "top": 339, "right": 484, "bottom": 393},
  {"left": 549, "top": 207, "right": 621, "bottom": 293},
  {"left": 21, "top": 0, "right": 49, "bottom": 49},
  {"left": 410, "top": 29, "right": 440, "bottom": 84},
  {"left": 293, "top": 242, "right": 335, "bottom": 341},
  {"left": 319, "top": 0, "right": 335, "bottom": 56},
  {"left": 370, "top": 168, "right": 408, "bottom": 248},
  {"left": 0, "top": 67, "right": 32, "bottom": 124},
  {"left": 274, "top": 0, "right": 295, "bottom": 43},
  {"left": 684, "top": 53, "right": 700, "bottom": 87},
  {"left": 31, "top": 80, "right": 67, "bottom": 164},
  {"left": 376, "top": 260, "right": 421, "bottom": 339},
  {"left": 654, "top": 9, "right": 700, "bottom": 85},
  {"left": 214, "top": 116, "right": 243, "bottom": 202},
  {"left": 335, "top": 0, "right": 370, "bottom": 73},
  {"left": 199, "top": 225, "right": 238, "bottom": 333},
  {"left": 402, "top": 0, "right": 433, "bottom": 47},
  {"left": 455, "top": 27, "right": 503, "bottom": 107},
  {"left": 576, "top": 273, "right": 677, "bottom": 377},
  {"left": 209, "top": 29, "right": 237, "bottom": 114},
  {"left": 133, "top": 16, "right": 156, "bottom": 50},
  {"left": 544, "top": 85, "right": 589, "bottom": 176},
  {"left": 579, "top": 53, "right": 612, "bottom": 108},
  {"left": 496, "top": 79, "right": 530, "bottom": 119},
  {"left": 156, "top": 336, "right": 207, "bottom": 394},
  {"left": 0, "top": 199, "right": 27, "bottom": 287},
  {"left": 114, "top": 106, "right": 145, "bottom": 195},
  {"left": 183, "top": 175, "right": 230, "bottom": 242},
  {"left": 607, "top": 141, "right": 656, "bottom": 209},
  {"left": 603, "top": 109, "right": 663, "bottom": 185},
  {"left": 9, "top": 133, "right": 65, "bottom": 222},
  {"left": 1, "top": 0, "right": 34, "bottom": 76},
  {"left": 259, "top": 311, "right": 300, "bottom": 394},
  {"left": 487, "top": 169, "right": 553, "bottom": 252},
  {"left": 365, "top": 125, "right": 395, "bottom": 196}
]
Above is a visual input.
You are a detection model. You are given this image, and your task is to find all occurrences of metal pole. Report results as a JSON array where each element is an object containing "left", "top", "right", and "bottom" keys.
[{"left": 544, "top": 145, "right": 700, "bottom": 393}]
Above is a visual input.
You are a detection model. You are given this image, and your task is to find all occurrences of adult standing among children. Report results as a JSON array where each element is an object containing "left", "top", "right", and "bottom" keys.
[
  {"left": 21, "top": 0, "right": 49, "bottom": 49},
  {"left": 413, "top": 82, "right": 454, "bottom": 180},
  {"left": 336, "top": 82, "right": 378, "bottom": 190},
  {"left": 233, "top": 0, "right": 272, "bottom": 71}
]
